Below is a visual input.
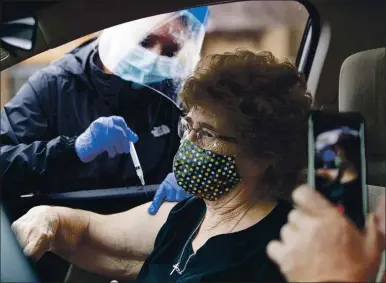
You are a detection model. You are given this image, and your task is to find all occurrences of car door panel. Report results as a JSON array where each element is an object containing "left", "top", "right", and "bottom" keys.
[{"left": 2, "top": 185, "right": 159, "bottom": 282}]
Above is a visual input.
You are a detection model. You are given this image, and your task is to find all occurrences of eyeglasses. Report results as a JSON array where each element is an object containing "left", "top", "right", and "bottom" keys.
[{"left": 178, "top": 116, "right": 237, "bottom": 149}]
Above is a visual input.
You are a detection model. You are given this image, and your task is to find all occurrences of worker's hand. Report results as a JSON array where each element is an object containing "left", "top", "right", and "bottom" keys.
[
  {"left": 148, "top": 173, "right": 191, "bottom": 215},
  {"left": 11, "top": 206, "right": 60, "bottom": 262},
  {"left": 75, "top": 116, "right": 138, "bottom": 163},
  {"left": 267, "top": 185, "right": 384, "bottom": 283}
]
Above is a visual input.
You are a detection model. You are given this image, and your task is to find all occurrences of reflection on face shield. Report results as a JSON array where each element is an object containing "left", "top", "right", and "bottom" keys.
[{"left": 99, "top": 7, "right": 209, "bottom": 86}]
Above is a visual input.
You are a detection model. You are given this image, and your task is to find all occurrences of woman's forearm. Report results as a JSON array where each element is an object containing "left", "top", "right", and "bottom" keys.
[
  {"left": 50, "top": 206, "right": 91, "bottom": 261},
  {"left": 49, "top": 206, "right": 139, "bottom": 278},
  {"left": 49, "top": 201, "right": 174, "bottom": 278}
]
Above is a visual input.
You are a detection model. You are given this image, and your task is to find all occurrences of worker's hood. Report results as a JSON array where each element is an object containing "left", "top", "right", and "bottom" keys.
[{"left": 98, "top": 6, "right": 209, "bottom": 89}]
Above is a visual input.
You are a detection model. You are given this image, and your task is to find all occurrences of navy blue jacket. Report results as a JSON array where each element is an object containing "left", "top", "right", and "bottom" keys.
[{"left": 0, "top": 38, "right": 182, "bottom": 197}]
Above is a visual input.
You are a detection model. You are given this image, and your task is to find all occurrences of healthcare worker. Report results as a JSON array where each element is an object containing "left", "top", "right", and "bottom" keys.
[{"left": 0, "top": 7, "right": 209, "bottom": 214}]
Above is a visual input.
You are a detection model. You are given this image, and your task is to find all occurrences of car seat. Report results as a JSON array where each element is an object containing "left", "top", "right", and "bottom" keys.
[
  {"left": 339, "top": 47, "right": 385, "bottom": 280},
  {"left": 339, "top": 47, "right": 385, "bottom": 210}
]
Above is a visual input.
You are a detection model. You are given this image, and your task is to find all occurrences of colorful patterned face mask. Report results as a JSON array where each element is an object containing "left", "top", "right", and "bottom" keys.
[{"left": 173, "top": 140, "right": 241, "bottom": 201}]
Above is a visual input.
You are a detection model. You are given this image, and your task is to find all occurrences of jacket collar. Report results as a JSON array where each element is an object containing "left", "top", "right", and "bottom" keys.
[{"left": 89, "top": 48, "right": 132, "bottom": 105}]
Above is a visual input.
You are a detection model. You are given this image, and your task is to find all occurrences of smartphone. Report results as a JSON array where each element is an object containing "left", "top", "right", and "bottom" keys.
[{"left": 308, "top": 110, "right": 368, "bottom": 229}]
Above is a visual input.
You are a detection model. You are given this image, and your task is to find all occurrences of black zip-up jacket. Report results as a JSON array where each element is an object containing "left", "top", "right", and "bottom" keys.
[{"left": 0, "top": 38, "right": 182, "bottom": 197}]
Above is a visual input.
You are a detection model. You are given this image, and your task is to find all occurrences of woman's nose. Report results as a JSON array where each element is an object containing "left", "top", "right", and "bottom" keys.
[{"left": 185, "top": 131, "right": 198, "bottom": 143}]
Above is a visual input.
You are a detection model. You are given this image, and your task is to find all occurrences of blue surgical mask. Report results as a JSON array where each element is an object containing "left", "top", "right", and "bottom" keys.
[{"left": 113, "top": 45, "right": 186, "bottom": 85}]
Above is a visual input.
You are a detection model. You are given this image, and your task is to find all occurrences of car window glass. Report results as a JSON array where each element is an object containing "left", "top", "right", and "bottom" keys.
[
  {"left": 0, "top": 1, "right": 309, "bottom": 193},
  {"left": 1, "top": 1, "right": 309, "bottom": 106}
]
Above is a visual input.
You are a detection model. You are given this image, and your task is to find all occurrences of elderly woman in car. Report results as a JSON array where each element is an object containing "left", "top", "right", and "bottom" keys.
[{"left": 11, "top": 50, "right": 310, "bottom": 282}]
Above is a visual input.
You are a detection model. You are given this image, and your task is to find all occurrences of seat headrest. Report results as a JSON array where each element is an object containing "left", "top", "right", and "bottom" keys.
[{"left": 339, "top": 47, "right": 386, "bottom": 186}]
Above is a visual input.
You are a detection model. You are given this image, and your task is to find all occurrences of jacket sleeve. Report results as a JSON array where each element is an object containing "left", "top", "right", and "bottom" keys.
[{"left": 0, "top": 71, "right": 80, "bottom": 197}]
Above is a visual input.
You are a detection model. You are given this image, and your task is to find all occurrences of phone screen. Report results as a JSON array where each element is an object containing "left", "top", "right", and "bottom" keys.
[{"left": 308, "top": 110, "right": 367, "bottom": 229}]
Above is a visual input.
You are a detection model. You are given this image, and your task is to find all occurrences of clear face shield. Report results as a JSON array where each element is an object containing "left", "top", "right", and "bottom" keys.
[{"left": 98, "top": 7, "right": 209, "bottom": 106}]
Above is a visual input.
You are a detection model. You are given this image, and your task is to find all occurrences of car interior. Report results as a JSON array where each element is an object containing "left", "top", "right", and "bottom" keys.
[{"left": 1, "top": 0, "right": 385, "bottom": 282}]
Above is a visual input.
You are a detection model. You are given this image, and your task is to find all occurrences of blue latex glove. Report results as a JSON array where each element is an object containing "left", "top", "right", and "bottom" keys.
[
  {"left": 148, "top": 173, "right": 191, "bottom": 215},
  {"left": 75, "top": 116, "right": 138, "bottom": 163}
]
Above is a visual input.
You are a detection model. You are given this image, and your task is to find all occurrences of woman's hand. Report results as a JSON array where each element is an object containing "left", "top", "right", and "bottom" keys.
[
  {"left": 11, "top": 206, "right": 60, "bottom": 262},
  {"left": 267, "top": 185, "right": 385, "bottom": 282}
]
